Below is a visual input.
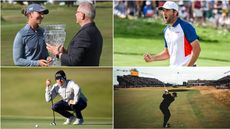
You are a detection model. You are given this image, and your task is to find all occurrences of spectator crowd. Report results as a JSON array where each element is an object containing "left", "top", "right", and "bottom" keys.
[
  {"left": 114, "top": 0, "right": 230, "bottom": 29},
  {"left": 116, "top": 75, "right": 164, "bottom": 88},
  {"left": 116, "top": 75, "right": 230, "bottom": 89}
]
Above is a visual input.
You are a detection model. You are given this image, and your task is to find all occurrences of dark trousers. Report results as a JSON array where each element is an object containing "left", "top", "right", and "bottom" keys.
[
  {"left": 52, "top": 98, "right": 87, "bottom": 119},
  {"left": 160, "top": 106, "right": 171, "bottom": 127}
]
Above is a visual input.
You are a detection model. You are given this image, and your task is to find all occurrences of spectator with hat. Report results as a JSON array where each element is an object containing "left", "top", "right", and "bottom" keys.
[
  {"left": 13, "top": 3, "right": 51, "bottom": 66},
  {"left": 143, "top": 0, "right": 154, "bottom": 17},
  {"left": 144, "top": 1, "right": 201, "bottom": 67},
  {"left": 45, "top": 70, "right": 88, "bottom": 125}
]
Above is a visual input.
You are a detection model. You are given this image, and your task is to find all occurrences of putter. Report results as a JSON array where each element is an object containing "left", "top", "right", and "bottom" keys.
[{"left": 50, "top": 96, "right": 56, "bottom": 126}]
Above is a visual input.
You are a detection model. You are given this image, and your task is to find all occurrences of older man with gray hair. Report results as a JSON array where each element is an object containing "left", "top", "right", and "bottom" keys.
[{"left": 47, "top": 1, "right": 103, "bottom": 66}]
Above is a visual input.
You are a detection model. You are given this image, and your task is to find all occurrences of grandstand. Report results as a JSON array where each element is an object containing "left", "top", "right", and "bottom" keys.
[
  {"left": 187, "top": 79, "right": 215, "bottom": 86},
  {"left": 214, "top": 75, "right": 230, "bottom": 89},
  {"left": 116, "top": 75, "right": 164, "bottom": 88},
  {"left": 184, "top": 75, "right": 230, "bottom": 89},
  {"left": 115, "top": 75, "right": 230, "bottom": 89}
]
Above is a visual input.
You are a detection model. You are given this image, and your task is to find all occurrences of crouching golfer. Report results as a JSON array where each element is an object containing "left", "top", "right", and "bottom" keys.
[
  {"left": 160, "top": 90, "right": 177, "bottom": 128},
  {"left": 45, "top": 70, "right": 87, "bottom": 125}
]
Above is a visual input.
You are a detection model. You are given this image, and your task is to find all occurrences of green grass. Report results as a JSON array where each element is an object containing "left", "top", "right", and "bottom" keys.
[
  {"left": 1, "top": 3, "right": 112, "bottom": 66},
  {"left": 114, "top": 87, "right": 230, "bottom": 128},
  {"left": 1, "top": 116, "right": 112, "bottom": 129},
  {"left": 1, "top": 68, "right": 112, "bottom": 120},
  {"left": 114, "top": 18, "right": 230, "bottom": 66}
]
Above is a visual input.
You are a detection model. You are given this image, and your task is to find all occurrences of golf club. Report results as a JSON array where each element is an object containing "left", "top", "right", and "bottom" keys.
[
  {"left": 50, "top": 96, "right": 56, "bottom": 126},
  {"left": 163, "top": 82, "right": 167, "bottom": 91}
]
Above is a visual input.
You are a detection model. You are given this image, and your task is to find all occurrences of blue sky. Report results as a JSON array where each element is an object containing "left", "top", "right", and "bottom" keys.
[{"left": 113, "top": 67, "right": 230, "bottom": 85}]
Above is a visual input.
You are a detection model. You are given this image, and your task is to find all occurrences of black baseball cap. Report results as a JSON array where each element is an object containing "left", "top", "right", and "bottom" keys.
[
  {"left": 22, "top": 3, "right": 49, "bottom": 16},
  {"left": 55, "top": 70, "right": 66, "bottom": 80}
]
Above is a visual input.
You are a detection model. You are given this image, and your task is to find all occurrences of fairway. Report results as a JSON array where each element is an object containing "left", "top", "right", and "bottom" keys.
[
  {"left": 1, "top": 116, "right": 112, "bottom": 129},
  {"left": 114, "top": 87, "right": 230, "bottom": 128},
  {"left": 114, "top": 18, "right": 230, "bottom": 66},
  {"left": 1, "top": 2, "right": 112, "bottom": 66}
]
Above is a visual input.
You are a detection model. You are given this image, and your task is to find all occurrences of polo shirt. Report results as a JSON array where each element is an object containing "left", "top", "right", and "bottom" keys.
[{"left": 164, "top": 18, "right": 198, "bottom": 66}]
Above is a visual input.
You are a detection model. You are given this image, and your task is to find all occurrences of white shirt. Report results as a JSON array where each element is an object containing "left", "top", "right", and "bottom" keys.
[
  {"left": 45, "top": 80, "right": 87, "bottom": 104},
  {"left": 164, "top": 18, "right": 198, "bottom": 66}
]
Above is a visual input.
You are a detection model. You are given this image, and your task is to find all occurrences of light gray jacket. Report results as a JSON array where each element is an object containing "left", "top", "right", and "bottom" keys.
[
  {"left": 45, "top": 80, "right": 87, "bottom": 104},
  {"left": 13, "top": 24, "right": 48, "bottom": 66}
]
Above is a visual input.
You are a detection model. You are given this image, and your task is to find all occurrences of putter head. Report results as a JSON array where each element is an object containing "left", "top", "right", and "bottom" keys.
[{"left": 50, "top": 122, "right": 56, "bottom": 126}]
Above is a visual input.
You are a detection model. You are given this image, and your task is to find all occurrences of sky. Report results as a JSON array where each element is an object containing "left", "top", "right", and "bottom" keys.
[{"left": 113, "top": 67, "right": 230, "bottom": 85}]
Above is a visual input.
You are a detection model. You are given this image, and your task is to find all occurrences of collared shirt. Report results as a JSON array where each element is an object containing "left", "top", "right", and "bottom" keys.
[
  {"left": 45, "top": 80, "right": 87, "bottom": 104},
  {"left": 163, "top": 18, "right": 198, "bottom": 66},
  {"left": 13, "top": 24, "right": 48, "bottom": 66}
]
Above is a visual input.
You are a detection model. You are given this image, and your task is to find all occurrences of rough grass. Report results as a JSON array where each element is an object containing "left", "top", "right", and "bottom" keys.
[{"left": 194, "top": 86, "right": 230, "bottom": 107}]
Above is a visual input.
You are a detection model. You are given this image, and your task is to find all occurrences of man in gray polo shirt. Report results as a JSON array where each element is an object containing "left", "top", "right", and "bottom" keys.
[{"left": 13, "top": 3, "right": 51, "bottom": 66}]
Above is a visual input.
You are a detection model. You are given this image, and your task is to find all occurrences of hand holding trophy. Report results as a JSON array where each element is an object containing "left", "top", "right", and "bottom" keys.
[{"left": 44, "top": 24, "right": 66, "bottom": 66}]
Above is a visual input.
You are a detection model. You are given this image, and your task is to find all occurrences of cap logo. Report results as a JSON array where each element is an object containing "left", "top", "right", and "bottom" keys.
[
  {"left": 29, "top": 7, "right": 33, "bottom": 11},
  {"left": 56, "top": 73, "right": 61, "bottom": 77}
]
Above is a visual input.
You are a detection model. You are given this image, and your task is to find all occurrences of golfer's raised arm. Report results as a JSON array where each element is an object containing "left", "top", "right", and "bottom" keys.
[{"left": 45, "top": 80, "right": 57, "bottom": 102}]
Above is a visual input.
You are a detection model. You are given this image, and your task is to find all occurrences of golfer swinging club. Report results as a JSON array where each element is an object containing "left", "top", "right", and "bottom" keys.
[
  {"left": 45, "top": 70, "right": 87, "bottom": 125},
  {"left": 160, "top": 89, "right": 177, "bottom": 128}
]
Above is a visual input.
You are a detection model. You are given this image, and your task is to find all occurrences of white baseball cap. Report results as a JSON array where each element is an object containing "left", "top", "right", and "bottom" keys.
[{"left": 159, "top": 1, "right": 178, "bottom": 12}]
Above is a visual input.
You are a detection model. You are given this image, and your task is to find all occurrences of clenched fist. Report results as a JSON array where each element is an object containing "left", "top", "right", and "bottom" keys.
[{"left": 46, "top": 79, "right": 51, "bottom": 87}]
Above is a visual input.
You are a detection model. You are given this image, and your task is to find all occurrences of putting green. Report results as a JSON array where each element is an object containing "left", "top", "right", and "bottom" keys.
[{"left": 1, "top": 116, "right": 112, "bottom": 129}]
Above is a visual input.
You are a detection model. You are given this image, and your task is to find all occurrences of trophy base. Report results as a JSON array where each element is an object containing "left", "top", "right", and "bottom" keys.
[{"left": 49, "top": 58, "right": 61, "bottom": 66}]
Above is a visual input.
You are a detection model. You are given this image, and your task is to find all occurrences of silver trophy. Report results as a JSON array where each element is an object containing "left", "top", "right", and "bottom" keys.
[{"left": 44, "top": 24, "right": 66, "bottom": 66}]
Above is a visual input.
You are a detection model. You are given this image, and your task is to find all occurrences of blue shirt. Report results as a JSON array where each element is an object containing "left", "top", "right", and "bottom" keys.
[{"left": 13, "top": 24, "right": 49, "bottom": 66}]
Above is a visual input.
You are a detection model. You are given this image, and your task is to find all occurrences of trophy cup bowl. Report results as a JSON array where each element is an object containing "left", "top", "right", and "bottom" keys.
[{"left": 44, "top": 24, "right": 66, "bottom": 66}]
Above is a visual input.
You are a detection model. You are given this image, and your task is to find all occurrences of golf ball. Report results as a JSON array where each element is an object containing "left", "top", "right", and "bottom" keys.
[{"left": 35, "top": 124, "right": 39, "bottom": 128}]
